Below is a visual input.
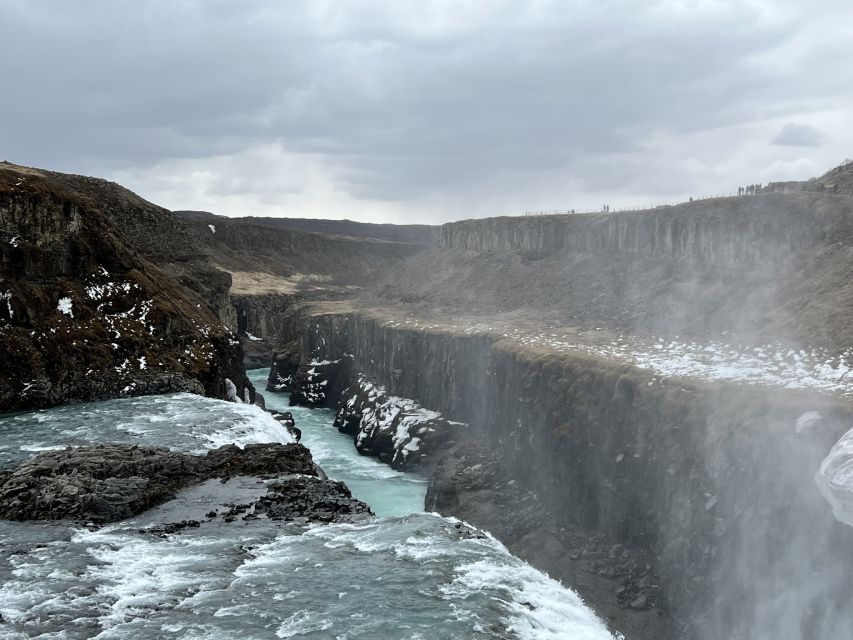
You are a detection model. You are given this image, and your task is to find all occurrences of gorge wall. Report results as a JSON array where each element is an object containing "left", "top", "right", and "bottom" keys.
[
  {"left": 0, "top": 163, "right": 253, "bottom": 411},
  {"left": 440, "top": 193, "right": 853, "bottom": 260},
  {"left": 371, "top": 193, "right": 853, "bottom": 354},
  {"left": 284, "top": 309, "right": 853, "bottom": 639}
]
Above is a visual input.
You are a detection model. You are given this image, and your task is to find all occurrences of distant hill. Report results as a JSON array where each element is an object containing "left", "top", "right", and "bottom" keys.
[{"left": 174, "top": 210, "right": 439, "bottom": 245}]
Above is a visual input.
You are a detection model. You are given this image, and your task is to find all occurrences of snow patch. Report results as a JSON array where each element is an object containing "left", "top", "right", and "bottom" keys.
[
  {"left": 339, "top": 374, "right": 463, "bottom": 467},
  {"left": 383, "top": 317, "right": 853, "bottom": 398},
  {"left": 57, "top": 297, "right": 73, "bottom": 317},
  {"left": 208, "top": 224, "right": 216, "bottom": 233}
]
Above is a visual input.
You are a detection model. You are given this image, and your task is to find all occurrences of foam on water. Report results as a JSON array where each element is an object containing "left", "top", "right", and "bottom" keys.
[
  {"left": 247, "top": 368, "right": 427, "bottom": 518},
  {"left": 0, "top": 514, "right": 616, "bottom": 639},
  {"left": 0, "top": 392, "right": 292, "bottom": 466},
  {"left": 0, "top": 371, "right": 617, "bottom": 639}
]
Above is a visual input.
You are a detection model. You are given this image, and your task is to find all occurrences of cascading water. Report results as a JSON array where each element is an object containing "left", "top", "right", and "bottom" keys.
[{"left": 0, "top": 370, "right": 617, "bottom": 640}]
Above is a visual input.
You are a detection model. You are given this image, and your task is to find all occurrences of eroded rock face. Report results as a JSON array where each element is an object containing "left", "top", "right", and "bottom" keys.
[
  {"left": 267, "top": 348, "right": 301, "bottom": 392},
  {"left": 287, "top": 310, "right": 853, "bottom": 639},
  {"left": 0, "top": 442, "right": 372, "bottom": 524}
]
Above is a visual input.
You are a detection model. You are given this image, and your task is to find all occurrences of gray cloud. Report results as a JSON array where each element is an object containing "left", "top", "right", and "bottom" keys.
[
  {"left": 1, "top": 1, "right": 852, "bottom": 223},
  {"left": 772, "top": 123, "right": 824, "bottom": 147}
]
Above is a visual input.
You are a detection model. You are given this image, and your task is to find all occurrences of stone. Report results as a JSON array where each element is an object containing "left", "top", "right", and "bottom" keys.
[{"left": 0, "top": 442, "right": 369, "bottom": 524}]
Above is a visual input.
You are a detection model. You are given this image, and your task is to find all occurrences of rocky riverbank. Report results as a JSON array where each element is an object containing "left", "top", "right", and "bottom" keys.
[{"left": 0, "top": 442, "right": 371, "bottom": 525}]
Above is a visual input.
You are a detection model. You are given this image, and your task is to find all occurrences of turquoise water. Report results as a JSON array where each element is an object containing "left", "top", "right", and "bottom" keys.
[
  {"left": 0, "top": 374, "right": 616, "bottom": 640},
  {"left": 247, "top": 368, "right": 426, "bottom": 517}
]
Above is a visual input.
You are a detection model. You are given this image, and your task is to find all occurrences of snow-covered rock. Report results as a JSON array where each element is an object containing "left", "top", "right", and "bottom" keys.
[{"left": 334, "top": 375, "right": 464, "bottom": 470}]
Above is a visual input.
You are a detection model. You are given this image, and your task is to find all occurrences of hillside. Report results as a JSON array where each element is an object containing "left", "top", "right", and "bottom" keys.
[
  {"left": 181, "top": 215, "right": 429, "bottom": 297},
  {"left": 765, "top": 160, "right": 853, "bottom": 195},
  {"left": 174, "top": 210, "right": 439, "bottom": 245},
  {"left": 0, "top": 162, "right": 252, "bottom": 411}
]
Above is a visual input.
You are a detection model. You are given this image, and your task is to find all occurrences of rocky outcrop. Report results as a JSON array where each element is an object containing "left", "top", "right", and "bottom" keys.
[
  {"left": 334, "top": 374, "right": 463, "bottom": 470},
  {"left": 0, "top": 442, "right": 370, "bottom": 524},
  {"left": 233, "top": 293, "right": 301, "bottom": 368},
  {"left": 255, "top": 476, "right": 372, "bottom": 522},
  {"left": 0, "top": 162, "right": 253, "bottom": 411}
]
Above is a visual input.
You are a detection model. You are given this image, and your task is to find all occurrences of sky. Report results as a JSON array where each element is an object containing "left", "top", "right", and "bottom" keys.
[{"left": 1, "top": 0, "right": 852, "bottom": 224}]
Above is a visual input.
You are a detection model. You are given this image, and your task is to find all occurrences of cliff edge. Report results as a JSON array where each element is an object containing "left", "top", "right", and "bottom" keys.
[{"left": 0, "top": 162, "right": 252, "bottom": 411}]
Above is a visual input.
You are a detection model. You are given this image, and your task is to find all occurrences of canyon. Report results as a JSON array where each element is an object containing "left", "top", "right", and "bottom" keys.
[
  {"left": 249, "top": 164, "right": 853, "bottom": 639},
  {"left": 3, "top": 160, "right": 853, "bottom": 639}
]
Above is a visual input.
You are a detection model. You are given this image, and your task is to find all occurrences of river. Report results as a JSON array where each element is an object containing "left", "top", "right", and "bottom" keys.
[{"left": 0, "top": 369, "right": 616, "bottom": 640}]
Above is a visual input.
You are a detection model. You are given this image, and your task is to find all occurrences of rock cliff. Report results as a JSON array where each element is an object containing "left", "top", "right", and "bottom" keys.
[
  {"left": 370, "top": 193, "right": 853, "bottom": 354},
  {"left": 278, "top": 308, "right": 853, "bottom": 639},
  {"left": 0, "top": 162, "right": 253, "bottom": 411}
]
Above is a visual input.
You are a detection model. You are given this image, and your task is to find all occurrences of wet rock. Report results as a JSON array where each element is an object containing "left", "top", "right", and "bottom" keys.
[
  {"left": 0, "top": 442, "right": 323, "bottom": 523},
  {"left": 270, "top": 410, "right": 301, "bottom": 443},
  {"left": 256, "top": 476, "right": 372, "bottom": 522}
]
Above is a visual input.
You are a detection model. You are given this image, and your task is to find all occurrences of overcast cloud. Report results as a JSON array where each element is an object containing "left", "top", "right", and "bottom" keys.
[{"left": 1, "top": 0, "right": 852, "bottom": 223}]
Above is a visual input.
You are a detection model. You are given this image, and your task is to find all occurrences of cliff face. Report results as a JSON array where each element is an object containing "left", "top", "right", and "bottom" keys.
[
  {"left": 279, "top": 308, "right": 853, "bottom": 639},
  {"left": 0, "top": 163, "right": 252, "bottom": 411},
  {"left": 440, "top": 193, "right": 853, "bottom": 259},
  {"left": 370, "top": 193, "right": 853, "bottom": 354}
]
